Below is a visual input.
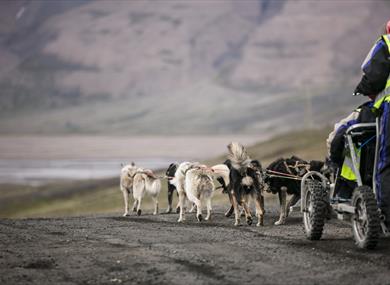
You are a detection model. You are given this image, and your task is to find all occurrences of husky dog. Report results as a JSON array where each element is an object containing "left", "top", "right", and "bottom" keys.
[
  {"left": 170, "top": 162, "right": 202, "bottom": 222},
  {"left": 132, "top": 169, "right": 161, "bottom": 216},
  {"left": 120, "top": 162, "right": 138, "bottom": 216},
  {"left": 187, "top": 163, "right": 230, "bottom": 215},
  {"left": 165, "top": 163, "right": 179, "bottom": 213},
  {"left": 223, "top": 142, "right": 265, "bottom": 226},
  {"left": 265, "top": 156, "right": 323, "bottom": 225},
  {"left": 171, "top": 162, "right": 227, "bottom": 222},
  {"left": 185, "top": 167, "right": 215, "bottom": 221},
  {"left": 222, "top": 159, "right": 264, "bottom": 217}
]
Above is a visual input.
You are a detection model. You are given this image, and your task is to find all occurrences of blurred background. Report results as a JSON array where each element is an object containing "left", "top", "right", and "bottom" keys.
[{"left": 1, "top": 0, "right": 389, "bottom": 217}]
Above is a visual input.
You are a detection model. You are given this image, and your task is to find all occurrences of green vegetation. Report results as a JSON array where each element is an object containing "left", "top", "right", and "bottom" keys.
[
  {"left": 206, "top": 127, "right": 330, "bottom": 166},
  {"left": 0, "top": 127, "right": 330, "bottom": 218}
]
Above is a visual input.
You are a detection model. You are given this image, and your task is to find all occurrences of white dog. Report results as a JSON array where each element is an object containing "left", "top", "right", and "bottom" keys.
[
  {"left": 120, "top": 163, "right": 138, "bottom": 216},
  {"left": 132, "top": 169, "right": 161, "bottom": 216},
  {"left": 185, "top": 167, "right": 215, "bottom": 221},
  {"left": 171, "top": 162, "right": 230, "bottom": 222},
  {"left": 170, "top": 162, "right": 199, "bottom": 222}
]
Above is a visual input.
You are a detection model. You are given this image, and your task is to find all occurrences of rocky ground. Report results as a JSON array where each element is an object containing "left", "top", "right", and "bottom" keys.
[{"left": 1, "top": 207, "right": 390, "bottom": 285}]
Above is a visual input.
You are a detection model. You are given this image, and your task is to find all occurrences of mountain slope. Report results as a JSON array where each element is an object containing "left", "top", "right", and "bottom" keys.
[{"left": 0, "top": 0, "right": 389, "bottom": 135}]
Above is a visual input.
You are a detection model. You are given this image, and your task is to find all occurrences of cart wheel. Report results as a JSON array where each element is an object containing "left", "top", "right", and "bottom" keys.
[
  {"left": 303, "top": 179, "right": 327, "bottom": 240},
  {"left": 351, "top": 186, "right": 380, "bottom": 249}
]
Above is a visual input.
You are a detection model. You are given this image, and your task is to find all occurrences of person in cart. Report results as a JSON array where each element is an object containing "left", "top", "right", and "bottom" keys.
[
  {"left": 353, "top": 20, "right": 390, "bottom": 228},
  {"left": 332, "top": 20, "right": 390, "bottom": 228}
]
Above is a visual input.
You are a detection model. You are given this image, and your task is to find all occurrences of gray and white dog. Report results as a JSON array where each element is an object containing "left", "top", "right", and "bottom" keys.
[
  {"left": 171, "top": 162, "right": 230, "bottom": 222},
  {"left": 132, "top": 169, "right": 161, "bottom": 216}
]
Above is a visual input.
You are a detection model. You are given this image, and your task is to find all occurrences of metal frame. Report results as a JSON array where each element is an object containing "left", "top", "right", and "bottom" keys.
[
  {"left": 345, "top": 122, "right": 377, "bottom": 187},
  {"left": 332, "top": 123, "right": 377, "bottom": 216},
  {"left": 287, "top": 119, "right": 390, "bottom": 238}
]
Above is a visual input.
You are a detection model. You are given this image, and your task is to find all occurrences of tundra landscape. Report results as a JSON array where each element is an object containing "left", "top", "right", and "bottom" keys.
[
  {"left": 1, "top": 1, "right": 390, "bottom": 284},
  {"left": 2, "top": 129, "right": 390, "bottom": 284}
]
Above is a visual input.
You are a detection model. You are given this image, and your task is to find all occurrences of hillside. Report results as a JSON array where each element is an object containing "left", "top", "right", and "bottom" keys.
[{"left": 0, "top": 1, "right": 389, "bottom": 135}]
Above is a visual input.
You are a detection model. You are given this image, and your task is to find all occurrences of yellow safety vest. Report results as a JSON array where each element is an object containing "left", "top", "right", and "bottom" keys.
[
  {"left": 341, "top": 148, "right": 360, "bottom": 182},
  {"left": 340, "top": 108, "right": 361, "bottom": 181},
  {"left": 373, "top": 34, "right": 390, "bottom": 110}
]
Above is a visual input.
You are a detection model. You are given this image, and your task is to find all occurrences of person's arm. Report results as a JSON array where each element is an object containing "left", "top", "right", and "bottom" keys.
[
  {"left": 327, "top": 110, "right": 360, "bottom": 167},
  {"left": 354, "top": 39, "right": 390, "bottom": 96}
]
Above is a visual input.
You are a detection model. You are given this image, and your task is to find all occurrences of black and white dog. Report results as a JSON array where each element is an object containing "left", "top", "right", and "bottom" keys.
[
  {"left": 265, "top": 156, "right": 324, "bottom": 225},
  {"left": 220, "top": 142, "right": 265, "bottom": 226},
  {"left": 165, "top": 163, "right": 179, "bottom": 213}
]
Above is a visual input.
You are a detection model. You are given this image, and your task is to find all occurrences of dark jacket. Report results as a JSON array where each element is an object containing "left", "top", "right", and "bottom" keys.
[
  {"left": 329, "top": 101, "right": 375, "bottom": 167},
  {"left": 354, "top": 37, "right": 390, "bottom": 96}
]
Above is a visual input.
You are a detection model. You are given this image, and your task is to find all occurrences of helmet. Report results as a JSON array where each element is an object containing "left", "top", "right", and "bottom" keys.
[{"left": 386, "top": 20, "right": 390, "bottom": 34}]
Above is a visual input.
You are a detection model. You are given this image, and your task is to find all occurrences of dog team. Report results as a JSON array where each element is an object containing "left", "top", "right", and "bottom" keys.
[{"left": 120, "top": 142, "right": 322, "bottom": 226}]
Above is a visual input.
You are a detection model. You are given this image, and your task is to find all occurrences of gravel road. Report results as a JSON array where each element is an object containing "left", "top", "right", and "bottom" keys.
[{"left": 1, "top": 207, "right": 390, "bottom": 285}]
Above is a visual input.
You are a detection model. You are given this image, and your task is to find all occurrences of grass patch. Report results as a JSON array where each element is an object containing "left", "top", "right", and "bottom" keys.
[{"left": 205, "top": 127, "right": 331, "bottom": 167}]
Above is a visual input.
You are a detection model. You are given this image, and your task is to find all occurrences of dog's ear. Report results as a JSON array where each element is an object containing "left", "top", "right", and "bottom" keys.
[{"left": 131, "top": 161, "right": 135, "bottom": 166}]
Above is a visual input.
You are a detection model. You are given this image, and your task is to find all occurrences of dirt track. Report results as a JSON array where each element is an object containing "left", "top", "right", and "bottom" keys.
[{"left": 1, "top": 207, "right": 390, "bottom": 285}]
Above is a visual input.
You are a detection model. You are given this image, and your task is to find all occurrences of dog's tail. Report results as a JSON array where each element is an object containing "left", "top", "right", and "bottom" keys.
[
  {"left": 133, "top": 173, "right": 146, "bottom": 199},
  {"left": 148, "top": 177, "right": 161, "bottom": 196},
  {"left": 211, "top": 164, "right": 230, "bottom": 188},
  {"left": 186, "top": 167, "right": 214, "bottom": 196},
  {"left": 227, "top": 142, "right": 251, "bottom": 169},
  {"left": 197, "top": 170, "right": 214, "bottom": 198}
]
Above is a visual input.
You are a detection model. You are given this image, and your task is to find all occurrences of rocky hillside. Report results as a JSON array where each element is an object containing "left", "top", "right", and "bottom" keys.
[{"left": 0, "top": 0, "right": 389, "bottom": 135}]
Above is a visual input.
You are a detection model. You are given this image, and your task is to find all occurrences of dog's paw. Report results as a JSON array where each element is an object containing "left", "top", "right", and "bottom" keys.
[
  {"left": 197, "top": 214, "right": 203, "bottom": 222},
  {"left": 153, "top": 211, "right": 158, "bottom": 215},
  {"left": 123, "top": 212, "right": 129, "bottom": 217},
  {"left": 234, "top": 220, "right": 241, "bottom": 226},
  {"left": 246, "top": 216, "right": 253, "bottom": 226},
  {"left": 165, "top": 207, "right": 172, "bottom": 214},
  {"left": 257, "top": 217, "right": 264, "bottom": 227},
  {"left": 274, "top": 220, "right": 285, "bottom": 226},
  {"left": 205, "top": 216, "right": 211, "bottom": 221},
  {"left": 137, "top": 209, "right": 142, "bottom": 216}
]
